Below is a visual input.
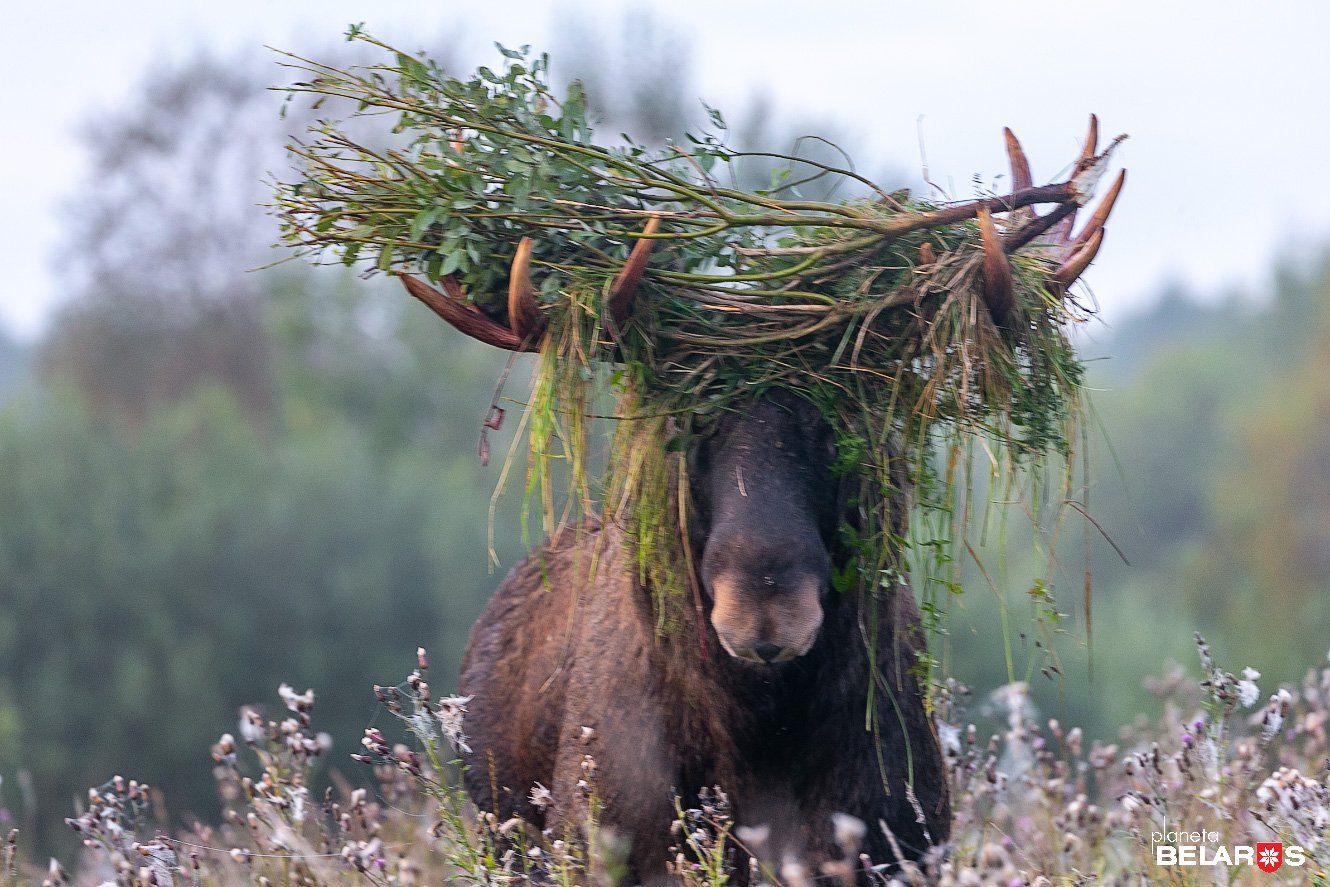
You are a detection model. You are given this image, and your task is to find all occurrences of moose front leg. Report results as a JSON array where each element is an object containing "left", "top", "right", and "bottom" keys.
[{"left": 545, "top": 715, "right": 681, "bottom": 885}]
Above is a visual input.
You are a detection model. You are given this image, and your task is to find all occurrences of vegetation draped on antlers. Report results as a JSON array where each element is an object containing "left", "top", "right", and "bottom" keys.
[
  {"left": 275, "top": 33, "right": 1126, "bottom": 629},
  {"left": 397, "top": 123, "right": 1124, "bottom": 352}
]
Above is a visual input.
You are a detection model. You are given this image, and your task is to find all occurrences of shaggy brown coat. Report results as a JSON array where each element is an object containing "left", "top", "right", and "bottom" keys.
[{"left": 460, "top": 394, "right": 950, "bottom": 882}]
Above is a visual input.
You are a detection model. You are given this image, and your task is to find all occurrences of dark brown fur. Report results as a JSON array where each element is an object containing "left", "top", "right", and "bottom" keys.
[{"left": 460, "top": 393, "right": 950, "bottom": 882}]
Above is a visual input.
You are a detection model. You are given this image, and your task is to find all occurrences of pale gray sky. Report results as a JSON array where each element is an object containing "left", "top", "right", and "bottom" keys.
[{"left": 7, "top": 1, "right": 1330, "bottom": 338}]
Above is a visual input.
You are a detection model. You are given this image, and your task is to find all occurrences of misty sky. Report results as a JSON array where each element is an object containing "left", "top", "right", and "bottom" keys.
[{"left": 8, "top": 1, "right": 1330, "bottom": 339}]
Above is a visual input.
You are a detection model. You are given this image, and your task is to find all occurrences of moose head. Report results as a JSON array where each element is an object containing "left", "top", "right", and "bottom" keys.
[{"left": 688, "top": 390, "right": 838, "bottom": 664}]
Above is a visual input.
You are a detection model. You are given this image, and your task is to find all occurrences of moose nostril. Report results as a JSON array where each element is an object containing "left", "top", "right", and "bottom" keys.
[{"left": 754, "top": 642, "right": 783, "bottom": 664}]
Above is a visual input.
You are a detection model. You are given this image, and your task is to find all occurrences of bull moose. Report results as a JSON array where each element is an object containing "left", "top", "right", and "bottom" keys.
[{"left": 392, "top": 119, "right": 1122, "bottom": 882}]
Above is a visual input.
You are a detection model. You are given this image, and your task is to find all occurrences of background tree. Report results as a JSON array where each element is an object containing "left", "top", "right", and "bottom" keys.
[
  {"left": 4, "top": 44, "right": 516, "bottom": 852},
  {"left": 941, "top": 248, "right": 1330, "bottom": 735},
  {"left": 41, "top": 56, "right": 275, "bottom": 422}
]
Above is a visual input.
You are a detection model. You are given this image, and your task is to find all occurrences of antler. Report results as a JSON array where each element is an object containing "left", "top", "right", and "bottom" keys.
[
  {"left": 507, "top": 237, "right": 546, "bottom": 343},
  {"left": 979, "top": 115, "right": 1126, "bottom": 323},
  {"left": 400, "top": 216, "right": 661, "bottom": 352},
  {"left": 1003, "top": 127, "right": 1034, "bottom": 225},
  {"left": 605, "top": 215, "right": 662, "bottom": 337},
  {"left": 399, "top": 273, "right": 527, "bottom": 351},
  {"left": 398, "top": 237, "right": 547, "bottom": 352},
  {"left": 1048, "top": 114, "right": 1100, "bottom": 244},
  {"left": 977, "top": 207, "right": 1015, "bottom": 325}
]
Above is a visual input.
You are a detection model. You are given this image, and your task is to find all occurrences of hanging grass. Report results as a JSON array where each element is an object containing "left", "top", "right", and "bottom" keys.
[{"left": 273, "top": 30, "right": 1125, "bottom": 640}]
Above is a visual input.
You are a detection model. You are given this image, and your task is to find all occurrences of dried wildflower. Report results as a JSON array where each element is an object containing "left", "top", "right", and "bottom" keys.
[
  {"left": 1238, "top": 666, "right": 1262, "bottom": 708},
  {"left": 436, "top": 694, "right": 473, "bottom": 754},
  {"left": 528, "top": 782, "right": 552, "bottom": 810},
  {"left": 212, "top": 733, "right": 238, "bottom": 767},
  {"left": 237, "top": 708, "right": 265, "bottom": 745},
  {"left": 392, "top": 743, "right": 422, "bottom": 774},
  {"left": 734, "top": 823, "right": 769, "bottom": 851},
  {"left": 1261, "top": 688, "right": 1293, "bottom": 739},
  {"left": 831, "top": 811, "right": 867, "bottom": 855},
  {"left": 1255, "top": 766, "right": 1330, "bottom": 850},
  {"left": 277, "top": 683, "right": 315, "bottom": 713},
  {"left": 937, "top": 720, "right": 961, "bottom": 756}
]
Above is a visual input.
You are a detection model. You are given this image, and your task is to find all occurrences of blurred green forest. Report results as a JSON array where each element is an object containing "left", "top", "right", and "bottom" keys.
[
  {"left": 3, "top": 18, "right": 1330, "bottom": 861},
  {"left": 944, "top": 261, "right": 1330, "bottom": 737}
]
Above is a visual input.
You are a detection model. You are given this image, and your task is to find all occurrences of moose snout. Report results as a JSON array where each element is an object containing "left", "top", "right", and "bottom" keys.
[{"left": 706, "top": 572, "right": 825, "bottom": 665}]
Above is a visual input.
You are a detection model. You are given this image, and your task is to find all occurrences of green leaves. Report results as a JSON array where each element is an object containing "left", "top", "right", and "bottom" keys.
[
  {"left": 408, "top": 206, "right": 441, "bottom": 242},
  {"left": 274, "top": 35, "right": 789, "bottom": 324}
]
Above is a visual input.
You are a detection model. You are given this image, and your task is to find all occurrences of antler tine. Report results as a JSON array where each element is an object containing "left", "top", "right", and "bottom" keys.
[
  {"left": 1049, "top": 114, "right": 1101, "bottom": 244},
  {"left": 1004, "top": 128, "right": 1034, "bottom": 191},
  {"left": 606, "top": 215, "right": 662, "bottom": 330},
  {"left": 1070, "top": 168, "right": 1126, "bottom": 250},
  {"left": 400, "top": 274, "right": 528, "bottom": 352},
  {"left": 507, "top": 237, "right": 547, "bottom": 343},
  {"left": 1004, "top": 127, "right": 1035, "bottom": 224},
  {"left": 1076, "top": 113, "right": 1100, "bottom": 172},
  {"left": 1052, "top": 227, "right": 1105, "bottom": 295},
  {"left": 977, "top": 206, "right": 1015, "bottom": 325}
]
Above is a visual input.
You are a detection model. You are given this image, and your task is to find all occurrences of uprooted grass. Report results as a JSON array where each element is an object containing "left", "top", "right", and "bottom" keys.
[
  {"left": 24, "top": 638, "right": 1330, "bottom": 886},
  {"left": 273, "top": 33, "right": 1107, "bottom": 638}
]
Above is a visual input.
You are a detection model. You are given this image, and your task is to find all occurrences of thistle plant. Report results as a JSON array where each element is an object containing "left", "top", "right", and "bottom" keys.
[{"left": 24, "top": 641, "right": 1330, "bottom": 884}]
